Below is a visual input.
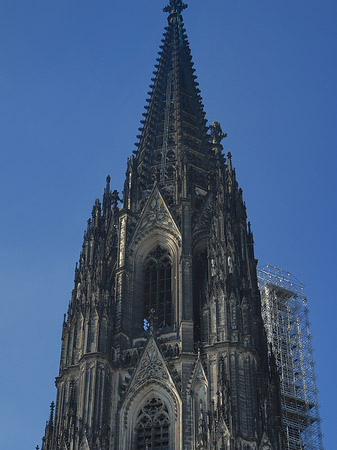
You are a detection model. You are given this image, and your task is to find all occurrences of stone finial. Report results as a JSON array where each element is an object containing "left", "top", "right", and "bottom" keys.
[
  {"left": 163, "top": 0, "right": 188, "bottom": 15},
  {"left": 104, "top": 175, "right": 111, "bottom": 195}
]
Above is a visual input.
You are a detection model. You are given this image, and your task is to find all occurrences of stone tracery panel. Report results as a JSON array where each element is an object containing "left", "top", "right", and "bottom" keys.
[
  {"left": 136, "top": 397, "right": 170, "bottom": 449},
  {"left": 144, "top": 246, "right": 173, "bottom": 328}
]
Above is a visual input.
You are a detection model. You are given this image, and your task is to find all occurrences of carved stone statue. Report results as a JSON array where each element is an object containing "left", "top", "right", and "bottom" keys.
[
  {"left": 227, "top": 256, "right": 234, "bottom": 274},
  {"left": 210, "top": 121, "right": 227, "bottom": 145}
]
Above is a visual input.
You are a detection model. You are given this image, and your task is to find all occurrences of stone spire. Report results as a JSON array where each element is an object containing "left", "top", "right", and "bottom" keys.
[
  {"left": 133, "top": 0, "right": 210, "bottom": 198},
  {"left": 40, "top": 2, "right": 284, "bottom": 449}
]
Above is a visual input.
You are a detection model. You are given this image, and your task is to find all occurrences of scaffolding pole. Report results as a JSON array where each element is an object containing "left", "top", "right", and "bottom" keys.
[{"left": 257, "top": 265, "right": 324, "bottom": 450}]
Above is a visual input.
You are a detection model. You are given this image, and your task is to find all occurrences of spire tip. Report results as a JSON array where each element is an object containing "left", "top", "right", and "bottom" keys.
[{"left": 163, "top": 0, "right": 188, "bottom": 15}]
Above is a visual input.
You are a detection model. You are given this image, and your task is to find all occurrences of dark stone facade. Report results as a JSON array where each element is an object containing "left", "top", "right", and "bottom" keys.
[{"left": 41, "top": 1, "right": 284, "bottom": 449}]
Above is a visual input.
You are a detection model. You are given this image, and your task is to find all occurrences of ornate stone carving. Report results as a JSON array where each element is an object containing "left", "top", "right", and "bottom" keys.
[
  {"left": 79, "top": 435, "right": 90, "bottom": 450},
  {"left": 163, "top": 0, "right": 188, "bottom": 15},
  {"left": 138, "top": 192, "right": 174, "bottom": 233},
  {"left": 210, "top": 121, "right": 227, "bottom": 145},
  {"left": 129, "top": 186, "right": 181, "bottom": 248},
  {"left": 260, "top": 432, "right": 273, "bottom": 450},
  {"left": 137, "top": 343, "right": 168, "bottom": 383},
  {"left": 118, "top": 216, "right": 127, "bottom": 267},
  {"left": 196, "top": 399, "right": 207, "bottom": 449},
  {"left": 192, "top": 192, "right": 213, "bottom": 232},
  {"left": 188, "top": 356, "right": 208, "bottom": 392}
]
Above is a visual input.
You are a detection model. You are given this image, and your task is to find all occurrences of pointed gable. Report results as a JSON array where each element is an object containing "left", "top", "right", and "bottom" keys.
[
  {"left": 79, "top": 435, "right": 90, "bottom": 450},
  {"left": 60, "top": 439, "right": 69, "bottom": 450},
  {"left": 125, "top": 335, "right": 179, "bottom": 396},
  {"left": 130, "top": 185, "right": 181, "bottom": 247},
  {"left": 193, "top": 191, "right": 214, "bottom": 232},
  {"left": 189, "top": 356, "right": 208, "bottom": 391},
  {"left": 260, "top": 432, "right": 273, "bottom": 450}
]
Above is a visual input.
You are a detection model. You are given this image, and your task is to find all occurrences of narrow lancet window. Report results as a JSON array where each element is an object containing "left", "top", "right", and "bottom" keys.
[
  {"left": 136, "top": 397, "right": 170, "bottom": 449},
  {"left": 144, "top": 246, "right": 172, "bottom": 328}
]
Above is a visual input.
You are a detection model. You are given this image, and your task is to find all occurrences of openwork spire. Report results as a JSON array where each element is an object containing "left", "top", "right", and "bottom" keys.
[{"left": 134, "top": 0, "right": 210, "bottom": 197}]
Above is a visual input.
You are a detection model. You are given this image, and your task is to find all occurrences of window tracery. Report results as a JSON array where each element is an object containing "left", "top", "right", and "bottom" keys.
[
  {"left": 136, "top": 397, "right": 170, "bottom": 449},
  {"left": 144, "top": 246, "right": 172, "bottom": 328}
]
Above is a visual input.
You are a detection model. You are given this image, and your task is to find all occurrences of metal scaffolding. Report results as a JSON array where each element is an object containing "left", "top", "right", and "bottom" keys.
[{"left": 257, "top": 265, "right": 324, "bottom": 450}]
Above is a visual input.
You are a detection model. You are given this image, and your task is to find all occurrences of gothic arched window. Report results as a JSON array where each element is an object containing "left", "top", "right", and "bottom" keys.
[
  {"left": 136, "top": 397, "right": 170, "bottom": 449},
  {"left": 144, "top": 246, "right": 172, "bottom": 328}
]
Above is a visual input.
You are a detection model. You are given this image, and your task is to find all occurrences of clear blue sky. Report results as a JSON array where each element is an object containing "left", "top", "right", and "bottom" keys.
[{"left": 1, "top": 1, "right": 336, "bottom": 448}]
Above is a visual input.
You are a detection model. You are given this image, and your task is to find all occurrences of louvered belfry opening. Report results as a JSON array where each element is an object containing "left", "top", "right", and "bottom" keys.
[
  {"left": 136, "top": 397, "right": 170, "bottom": 449},
  {"left": 144, "top": 246, "right": 172, "bottom": 328}
]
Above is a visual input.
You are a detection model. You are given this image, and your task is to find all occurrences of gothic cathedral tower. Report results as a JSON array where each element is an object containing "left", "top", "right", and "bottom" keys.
[{"left": 41, "top": 2, "right": 284, "bottom": 449}]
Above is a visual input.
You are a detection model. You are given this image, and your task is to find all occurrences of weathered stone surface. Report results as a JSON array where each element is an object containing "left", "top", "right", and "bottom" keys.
[{"left": 40, "top": 3, "right": 283, "bottom": 450}]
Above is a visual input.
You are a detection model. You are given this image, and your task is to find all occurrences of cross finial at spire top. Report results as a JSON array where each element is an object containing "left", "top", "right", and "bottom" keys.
[{"left": 163, "top": 0, "right": 188, "bottom": 16}]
